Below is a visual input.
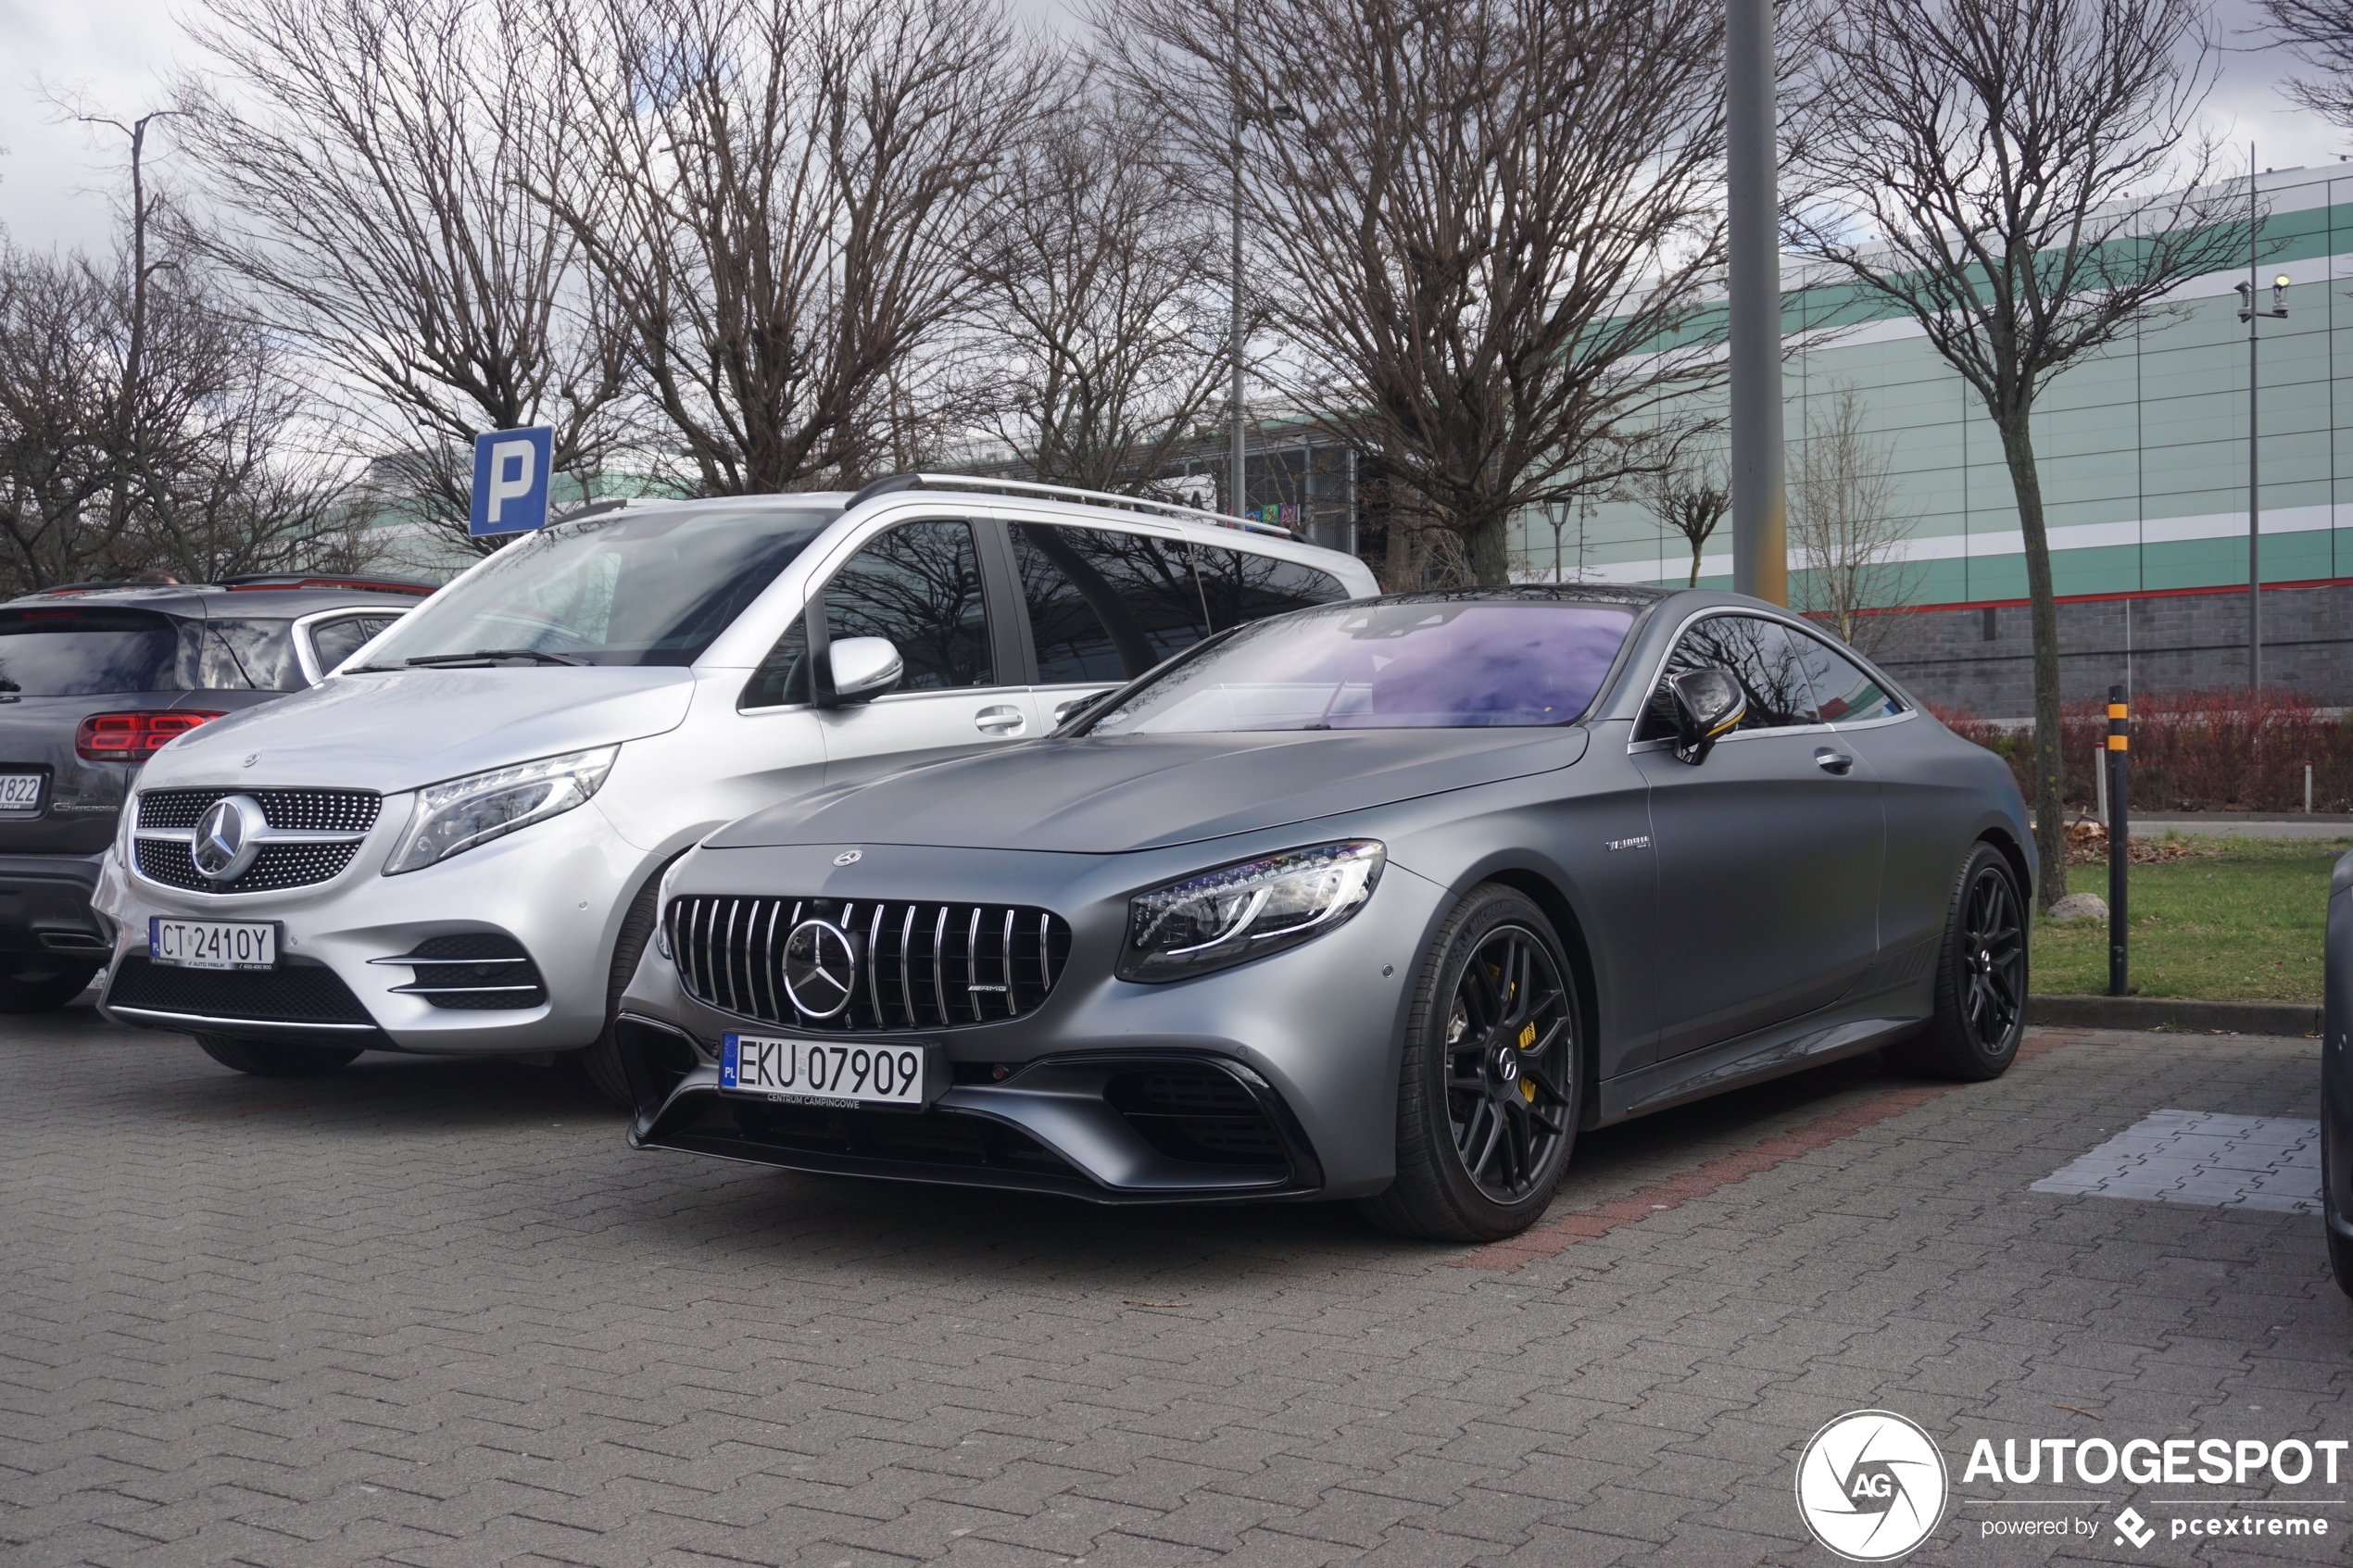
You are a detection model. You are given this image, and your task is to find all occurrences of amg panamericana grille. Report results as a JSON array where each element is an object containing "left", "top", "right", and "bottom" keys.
[{"left": 668, "top": 896, "right": 1070, "bottom": 1032}]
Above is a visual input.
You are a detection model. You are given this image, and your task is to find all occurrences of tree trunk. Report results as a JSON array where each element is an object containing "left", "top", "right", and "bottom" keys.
[
  {"left": 1994, "top": 407, "right": 2066, "bottom": 913},
  {"left": 1467, "top": 513, "right": 1513, "bottom": 587},
  {"left": 1688, "top": 543, "right": 1702, "bottom": 587}
]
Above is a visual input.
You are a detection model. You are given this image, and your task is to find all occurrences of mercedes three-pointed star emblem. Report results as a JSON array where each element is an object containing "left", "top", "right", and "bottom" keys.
[
  {"left": 781, "top": 919, "right": 860, "bottom": 1019},
  {"left": 191, "top": 794, "right": 268, "bottom": 883}
]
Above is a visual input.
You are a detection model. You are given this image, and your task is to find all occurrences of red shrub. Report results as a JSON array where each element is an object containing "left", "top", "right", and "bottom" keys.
[{"left": 1927, "top": 690, "right": 2353, "bottom": 812}]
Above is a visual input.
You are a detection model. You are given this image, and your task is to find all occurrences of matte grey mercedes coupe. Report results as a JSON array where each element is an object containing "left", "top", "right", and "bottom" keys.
[{"left": 610, "top": 585, "right": 2033, "bottom": 1241}]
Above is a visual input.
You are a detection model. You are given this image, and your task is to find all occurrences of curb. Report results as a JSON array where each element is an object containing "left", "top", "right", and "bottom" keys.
[{"left": 2027, "top": 993, "right": 2322, "bottom": 1036}]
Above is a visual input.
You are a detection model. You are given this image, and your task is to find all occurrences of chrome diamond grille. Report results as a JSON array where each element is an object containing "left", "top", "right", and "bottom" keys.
[
  {"left": 137, "top": 788, "right": 380, "bottom": 834},
  {"left": 136, "top": 838, "right": 362, "bottom": 894},
  {"left": 668, "top": 896, "right": 1070, "bottom": 1031}
]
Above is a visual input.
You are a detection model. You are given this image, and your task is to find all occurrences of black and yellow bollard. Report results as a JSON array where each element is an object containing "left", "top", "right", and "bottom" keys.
[{"left": 2107, "top": 684, "right": 2130, "bottom": 997}]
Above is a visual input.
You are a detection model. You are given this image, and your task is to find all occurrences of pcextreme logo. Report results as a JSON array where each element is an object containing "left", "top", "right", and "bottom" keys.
[{"left": 1795, "top": 1410, "right": 1950, "bottom": 1562}]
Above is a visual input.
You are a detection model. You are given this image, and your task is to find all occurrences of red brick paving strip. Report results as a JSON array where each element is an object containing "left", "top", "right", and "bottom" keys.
[{"left": 1451, "top": 1028, "right": 2091, "bottom": 1273}]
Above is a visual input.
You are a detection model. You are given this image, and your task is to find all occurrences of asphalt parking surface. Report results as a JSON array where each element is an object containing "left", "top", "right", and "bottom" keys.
[{"left": 3, "top": 1007, "right": 2347, "bottom": 1567}]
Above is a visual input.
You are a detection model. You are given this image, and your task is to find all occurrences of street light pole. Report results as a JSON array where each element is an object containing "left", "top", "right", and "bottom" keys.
[
  {"left": 2234, "top": 149, "right": 2287, "bottom": 691},
  {"left": 1726, "top": 0, "right": 1786, "bottom": 606},
  {"left": 1229, "top": 0, "right": 1247, "bottom": 521}
]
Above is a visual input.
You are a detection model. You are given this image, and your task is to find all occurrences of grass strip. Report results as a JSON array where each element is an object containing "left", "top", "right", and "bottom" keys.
[{"left": 2033, "top": 834, "right": 2350, "bottom": 1003}]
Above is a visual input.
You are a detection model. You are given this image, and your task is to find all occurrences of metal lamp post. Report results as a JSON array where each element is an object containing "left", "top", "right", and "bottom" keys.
[
  {"left": 1227, "top": 4, "right": 1297, "bottom": 522},
  {"left": 1726, "top": 0, "right": 1786, "bottom": 605},
  {"left": 2234, "top": 252, "right": 2289, "bottom": 690},
  {"left": 1543, "top": 499, "right": 1569, "bottom": 583}
]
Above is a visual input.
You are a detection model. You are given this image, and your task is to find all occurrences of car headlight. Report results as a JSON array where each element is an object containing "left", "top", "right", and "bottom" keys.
[
  {"left": 1119, "top": 840, "right": 1384, "bottom": 982},
  {"left": 653, "top": 854, "right": 687, "bottom": 960},
  {"left": 383, "top": 746, "right": 618, "bottom": 875}
]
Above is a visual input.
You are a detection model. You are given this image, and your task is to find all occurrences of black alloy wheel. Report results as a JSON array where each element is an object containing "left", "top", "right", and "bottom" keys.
[
  {"left": 1362, "top": 884, "right": 1580, "bottom": 1242},
  {"left": 1444, "top": 925, "right": 1576, "bottom": 1204},
  {"left": 1887, "top": 843, "right": 2027, "bottom": 1082}
]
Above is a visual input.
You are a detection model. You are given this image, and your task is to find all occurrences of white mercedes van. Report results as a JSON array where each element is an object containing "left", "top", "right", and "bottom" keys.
[{"left": 92, "top": 475, "right": 1378, "bottom": 1099}]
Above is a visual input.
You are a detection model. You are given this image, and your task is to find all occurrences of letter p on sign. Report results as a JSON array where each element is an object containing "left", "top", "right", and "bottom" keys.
[{"left": 470, "top": 425, "right": 555, "bottom": 536}]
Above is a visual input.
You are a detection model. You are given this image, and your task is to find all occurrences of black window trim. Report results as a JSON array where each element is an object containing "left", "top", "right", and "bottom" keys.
[
  {"left": 1626, "top": 606, "right": 1859, "bottom": 754},
  {"left": 738, "top": 514, "right": 1022, "bottom": 712}
]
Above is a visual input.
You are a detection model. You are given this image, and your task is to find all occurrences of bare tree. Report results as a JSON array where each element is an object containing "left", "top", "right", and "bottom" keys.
[
  {"left": 1787, "top": 386, "right": 1920, "bottom": 657},
  {"left": 2258, "top": 1, "right": 2353, "bottom": 127},
  {"left": 533, "top": 0, "right": 1057, "bottom": 495},
  {"left": 0, "top": 236, "right": 371, "bottom": 593},
  {"left": 1640, "top": 449, "right": 1730, "bottom": 588},
  {"left": 1785, "top": 0, "right": 2246, "bottom": 909},
  {"left": 966, "top": 82, "right": 1228, "bottom": 494},
  {"left": 0, "top": 247, "right": 125, "bottom": 584},
  {"left": 175, "top": 0, "right": 631, "bottom": 556},
  {"left": 1092, "top": 0, "right": 1730, "bottom": 584}
]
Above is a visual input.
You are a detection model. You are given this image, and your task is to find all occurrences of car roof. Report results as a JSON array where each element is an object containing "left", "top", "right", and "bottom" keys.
[{"left": 0, "top": 582, "right": 430, "bottom": 617}]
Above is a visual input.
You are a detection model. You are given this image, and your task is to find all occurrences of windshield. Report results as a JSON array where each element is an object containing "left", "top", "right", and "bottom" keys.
[
  {"left": 1088, "top": 600, "right": 1638, "bottom": 734},
  {"left": 0, "top": 608, "right": 182, "bottom": 696},
  {"left": 361, "top": 506, "right": 837, "bottom": 668}
]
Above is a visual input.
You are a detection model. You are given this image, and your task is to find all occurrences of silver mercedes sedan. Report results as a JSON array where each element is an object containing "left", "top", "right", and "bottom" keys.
[{"left": 610, "top": 585, "right": 2032, "bottom": 1241}]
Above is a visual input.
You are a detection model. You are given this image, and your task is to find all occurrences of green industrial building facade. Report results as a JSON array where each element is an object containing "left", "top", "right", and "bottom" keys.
[{"left": 1511, "top": 165, "right": 2353, "bottom": 713}]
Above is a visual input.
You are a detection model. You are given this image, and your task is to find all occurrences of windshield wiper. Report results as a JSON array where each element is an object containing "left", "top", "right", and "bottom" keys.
[{"left": 403, "top": 648, "right": 585, "bottom": 668}]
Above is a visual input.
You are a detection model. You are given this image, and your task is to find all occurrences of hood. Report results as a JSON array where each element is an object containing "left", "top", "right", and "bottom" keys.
[
  {"left": 134, "top": 666, "right": 699, "bottom": 793},
  {"left": 707, "top": 725, "right": 1592, "bottom": 854}
]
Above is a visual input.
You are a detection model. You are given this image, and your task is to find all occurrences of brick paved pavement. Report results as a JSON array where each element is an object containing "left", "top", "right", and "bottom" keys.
[{"left": 2, "top": 1007, "right": 2347, "bottom": 1567}]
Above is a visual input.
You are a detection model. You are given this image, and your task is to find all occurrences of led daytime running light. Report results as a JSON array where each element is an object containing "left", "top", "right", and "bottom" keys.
[{"left": 383, "top": 745, "right": 618, "bottom": 875}]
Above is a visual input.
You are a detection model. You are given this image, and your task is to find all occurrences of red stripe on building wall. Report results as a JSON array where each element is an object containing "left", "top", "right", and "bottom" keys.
[{"left": 1876, "top": 576, "right": 2353, "bottom": 619}]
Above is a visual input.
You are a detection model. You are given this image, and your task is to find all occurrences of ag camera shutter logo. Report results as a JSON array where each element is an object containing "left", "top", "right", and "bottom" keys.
[{"left": 1795, "top": 1410, "right": 1949, "bottom": 1562}]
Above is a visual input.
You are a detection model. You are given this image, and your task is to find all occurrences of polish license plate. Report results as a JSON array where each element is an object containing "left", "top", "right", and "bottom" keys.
[
  {"left": 721, "top": 1033, "right": 933, "bottom": 1108},
  {"left": 149, "top": 917, "right": 278, "bottom": 971},
  {"left": 0, "top": 773, "right": 43, "bottom": 811}
]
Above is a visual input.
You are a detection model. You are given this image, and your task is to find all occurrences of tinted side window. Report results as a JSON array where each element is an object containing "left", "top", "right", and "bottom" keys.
[
  {"left": 198, "top": 620, "right": 305, "bottom": 691},
  {"left": 305, "top": 613, "right": 402, "bottom": 676},
  {"left": 0, "top": 609, "right": 183, "bottom": 696},
  {"left": 1637, "top": 615, "right": 1822, "bottom": 740},
  {"left": 823, "top": 521, "right": 994, "bottom": 691},
  {"left": 1195, "top": 546, "right": 1349, "bottom": 632},
  {"left": 1011, "top": 523, "right": 1211, "bottom": 684},
  {"left": 1790, "top": 632, "right": 1906, "bottom": 722}
]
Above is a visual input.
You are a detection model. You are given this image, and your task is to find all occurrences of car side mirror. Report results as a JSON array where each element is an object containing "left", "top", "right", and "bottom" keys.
[
  {"left": 826, "top": 637, "right": 902, "bottom": 706},
  {"left": 1667, "top": 669, "right": 1745, "bottom": 766}
]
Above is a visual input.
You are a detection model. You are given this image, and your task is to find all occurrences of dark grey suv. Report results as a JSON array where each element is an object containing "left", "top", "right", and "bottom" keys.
[{"left": 0, "top": 574, "right": 427, "bottom": 1010}]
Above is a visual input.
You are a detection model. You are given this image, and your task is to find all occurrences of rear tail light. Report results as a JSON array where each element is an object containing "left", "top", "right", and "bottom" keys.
[{"left": 74, "top": 710, "right": 226, "bottom": 762}]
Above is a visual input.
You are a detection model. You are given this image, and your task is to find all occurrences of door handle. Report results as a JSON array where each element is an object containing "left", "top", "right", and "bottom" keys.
[
  {"left": 974, "top": 705, "right": 1026, "bottom": 735},
  {"left": 1814, "top": 747, "right": 1856, "bottom": 775}
]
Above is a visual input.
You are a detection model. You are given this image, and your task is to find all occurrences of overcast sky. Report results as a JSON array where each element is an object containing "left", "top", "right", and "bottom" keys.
[{"left": 0, "top": 0, "right": 2341, "bottom": 256}]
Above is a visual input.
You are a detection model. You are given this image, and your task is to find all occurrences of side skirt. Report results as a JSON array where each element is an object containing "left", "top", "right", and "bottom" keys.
[{"left": 1591, "top": 1010, "right": 1928, "bottom": 1127}]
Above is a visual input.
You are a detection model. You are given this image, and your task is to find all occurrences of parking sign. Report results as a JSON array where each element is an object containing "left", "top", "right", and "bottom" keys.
[{"left": 469, "top": 426, "right": 554, "bottom": 536}]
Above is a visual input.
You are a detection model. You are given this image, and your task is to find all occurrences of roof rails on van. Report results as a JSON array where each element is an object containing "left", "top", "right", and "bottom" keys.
[
  {"left": 215, "top": 572, "right": 438, "bottom": 596},
  {"left": 844, "top": 472, "right": 1296, "bottom": 539}
]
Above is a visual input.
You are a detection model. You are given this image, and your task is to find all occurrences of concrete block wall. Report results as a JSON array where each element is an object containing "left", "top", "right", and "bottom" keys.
[{"left": 1870, "top": 582, "right": 2353, "bottom": 716}]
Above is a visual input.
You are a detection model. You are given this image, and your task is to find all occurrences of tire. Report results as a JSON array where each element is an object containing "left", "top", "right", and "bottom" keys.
[
  {"left": 195, "top": 1033, "right": 362, "bottom": 1076},
  {"left": 573, "top": 858, "right": 675, "bottom": 1109},
  {"left": 1359, "top": 884, "right": 1581, "bottom": 1243},
  {"left": 2326, "top": 1122, "right": 2353, "bottom": 1300},
  {"left": 1884, "top": 843, "right": 2027, "bottom": 1082},
  {"left": 0, "top": 956, "right": 101, "bottom": 1014}
]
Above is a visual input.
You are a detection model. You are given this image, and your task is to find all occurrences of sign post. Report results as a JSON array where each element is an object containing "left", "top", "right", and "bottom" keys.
[
  {"left": 470, "top": 426, "right": 555, "bottom": 537},
  {"left": 2107, "top": 684, "right": 2130, "bottom": 997}
]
